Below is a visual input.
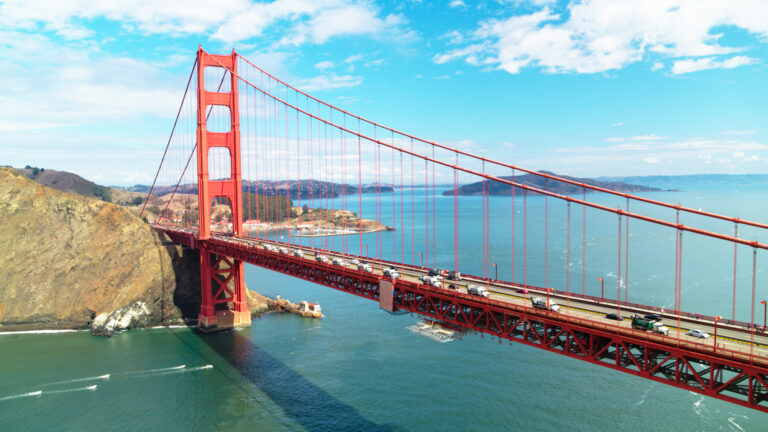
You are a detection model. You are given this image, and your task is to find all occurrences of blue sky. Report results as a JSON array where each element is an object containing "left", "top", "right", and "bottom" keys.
[{"left": 1, "top": 0, "right": 767, "bottom": 185}]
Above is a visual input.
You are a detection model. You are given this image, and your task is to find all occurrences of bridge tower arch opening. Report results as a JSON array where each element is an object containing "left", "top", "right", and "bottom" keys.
[{"left": 195, "top": 47, "right": 250, "bottom": 331}]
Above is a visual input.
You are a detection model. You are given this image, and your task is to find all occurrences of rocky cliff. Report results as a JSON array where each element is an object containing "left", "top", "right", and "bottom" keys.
[{"left": 0, "top": 167, "right": 266, "bottom": 333}]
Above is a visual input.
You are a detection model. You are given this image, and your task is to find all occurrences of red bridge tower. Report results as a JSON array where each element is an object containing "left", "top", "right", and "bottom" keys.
[{"left": 195, "top": 47, "right": 250, "bottom": 330}]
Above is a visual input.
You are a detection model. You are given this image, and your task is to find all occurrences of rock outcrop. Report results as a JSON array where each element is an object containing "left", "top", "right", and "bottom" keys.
[
  {"left": 90, "top": 301, "right": 152, "bottom": 336},
  {"left": 0, "top": 167, "right": 267, "bottom": 333}
]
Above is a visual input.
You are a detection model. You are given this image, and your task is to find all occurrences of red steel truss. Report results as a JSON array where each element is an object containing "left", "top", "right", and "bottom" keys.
[
  {"left": 161, "top": 228, "right": 768, "bottom": 413},
  {"left": 143, "top": 48, "right": 768, "bottom": 412}
]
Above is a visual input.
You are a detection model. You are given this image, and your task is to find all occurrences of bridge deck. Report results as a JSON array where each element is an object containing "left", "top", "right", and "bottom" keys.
[{"left": 156, "top": 225, "right": 768, "bottom": 412}]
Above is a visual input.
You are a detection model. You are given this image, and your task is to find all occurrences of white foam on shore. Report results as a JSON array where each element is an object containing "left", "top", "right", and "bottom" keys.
[
  {"left": 0, "top": 329, "right": 86, "bottom": 336},
  {"left": 0, "top": 390, "right": 42, "bottom": 402}
]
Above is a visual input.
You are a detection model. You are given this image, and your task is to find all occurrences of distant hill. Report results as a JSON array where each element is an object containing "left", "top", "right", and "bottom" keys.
[
  {"left": 125, "top": 179, "right": 393, "bottom": 198},
  {"left": 16, "top": 166, "right": 113, "bottom": 202},
  {"left": 597, "top": 174, "right": 768, "bottom": 190},
  {"left": 443, "top": 171, "right": 663, "bottom": 196}
]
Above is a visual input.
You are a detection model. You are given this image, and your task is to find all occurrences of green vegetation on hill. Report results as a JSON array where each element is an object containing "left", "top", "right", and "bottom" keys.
[{"left": 240, "top": 193, "right": 294, "bottom": 222}]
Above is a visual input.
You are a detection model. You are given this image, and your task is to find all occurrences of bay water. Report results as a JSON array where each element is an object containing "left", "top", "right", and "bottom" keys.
[{"left": 1, "top": 178, "right": 766, "bottom": 431}]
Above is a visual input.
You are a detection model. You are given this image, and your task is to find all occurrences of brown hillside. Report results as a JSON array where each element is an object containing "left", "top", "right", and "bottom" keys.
[{"left": 0, "top": 167, "right": 204, "bottom": 330}]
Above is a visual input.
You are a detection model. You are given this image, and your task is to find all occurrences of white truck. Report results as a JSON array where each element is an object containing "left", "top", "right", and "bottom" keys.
[
  {"left": 331, "top": 257, "right": 348, "bottom": 267},
  {"left": 531, "top": 297, "right": 560, "bottom": 312},
  {"left": 383, "top": 268, "right": 400, "bottom": 279},
  {"left": 358, "top": 263, "right": 373, "bottom": 272},
  {"left": 424, "top": 276, "right": 441, "bottom": 287},
  {"left": 652, "top": 322, "right": 671, "bottom": 336},
  {"left": 466, "top": 284, "right": 489, "bottom": 298}
]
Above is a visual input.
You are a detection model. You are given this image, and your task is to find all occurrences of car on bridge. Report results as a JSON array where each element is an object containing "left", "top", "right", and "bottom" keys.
[
  {"left": 293, "top": 250, "right": 302, "bottom": 257},
  {"left": 358, "top": 263, "right": 372, "bottom": 272},
  {"left": 383, "top": 268, "right": 400, "bottom": 279},
  {"left": 332, "top": 258, "right": 348, "bottom": 267},
  {"left": 315, "top": 254, "right": 329, "bottom": 264},
  {"left": 467, "top": 284, "right": 490, "bottom": 298},
  {"left": 688, "top": 329, "right": 710, "bottom": 339},
  {"left": 644, "top": 313, "right": 663, "bottom": 321},
  {"left": 428, "top": 269, "right": 444, "bottom": 281},
  {"left": 446, "top": 270, "right": 462, "bottom": 281},
  {"left": 531, "top": 297, "right": 560, "bottom": 312},
  {"left": 605, "top": 313, "right": 624, "bottom": 321}
]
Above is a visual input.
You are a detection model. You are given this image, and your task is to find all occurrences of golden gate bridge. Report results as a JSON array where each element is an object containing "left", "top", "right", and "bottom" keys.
[{"left": 142, "top": 47, "right": 768, "bottom": 412}]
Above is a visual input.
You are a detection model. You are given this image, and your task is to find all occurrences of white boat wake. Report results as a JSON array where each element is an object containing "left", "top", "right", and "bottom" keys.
[
  {"left": 0, "top": 390, "right": 42, "bottom": 402},
  {"left": 41, "top": 374, "right": 110, "bottom": 387}
]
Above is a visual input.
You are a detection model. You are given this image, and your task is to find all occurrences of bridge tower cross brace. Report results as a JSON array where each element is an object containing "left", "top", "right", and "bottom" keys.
[{"left": 195, "top": 47, "right": 250, "bottom": 330}]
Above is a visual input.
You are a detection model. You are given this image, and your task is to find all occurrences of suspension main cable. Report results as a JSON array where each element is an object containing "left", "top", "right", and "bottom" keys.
[{"left": 235, "top": 53, "right": 768, "bottom": 231}]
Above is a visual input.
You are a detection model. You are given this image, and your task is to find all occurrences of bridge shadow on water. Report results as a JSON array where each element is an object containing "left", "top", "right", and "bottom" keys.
[{"left": 194, "top": 329, "right": 405, "bottom": 432}]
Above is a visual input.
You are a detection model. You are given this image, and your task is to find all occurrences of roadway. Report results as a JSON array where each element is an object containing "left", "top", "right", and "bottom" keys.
[{"left": 191, "top": 229, "right": 768, "bottom": 359}]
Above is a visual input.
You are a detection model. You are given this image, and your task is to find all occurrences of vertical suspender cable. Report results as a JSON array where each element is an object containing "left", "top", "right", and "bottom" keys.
[
  {"left": 411, "top": 138, "right": 415, "bottom": 265},
  {"left": 617, "top": 212, "right": 623, "bottom": 333},
  {"left": 750, "top": 247, "right": 757, "bottom": 362},
  {"left": 545, "top": 179, "right": 549, "bottom": 289},
  {"left": 625, "top": 198, "right": 630, "bottom": 303},
  {"left": 432, "top": 145, "right": 437, "bottom": 269},
  {"left": 524, "top": 189, "right": 528, "bottom": 287},
  {"left": 245, "top": 71, "right": 252, "bottom": 224},
  {"left": 425, "top": 159, "right": 430, "bottom": 267},
  {"left": 511, "top": 169, "right": 515, "bottom": 284},
  {"left": 400, "top": 150, "right": 405, "bottom": 264},
  {"left": 582, "top": 188, "right": 586, "bottom": 295},
  {"left": 358, "top": 118, "right": 363, "bottom": 257},
  {"left": 733, "top": 223, "right": 739, "bottom": 321},
  {"left": 392, "top": 132, "right": 396, "bottom": 262},
  {"left": 567, "top": 202, "right": 571, "bottom": 296},
  {"left": 454, "top": 152, "right": 459, "bottom": 274},
  {"left": 295, "top": 92, "right": 301, "bottom": 247}
]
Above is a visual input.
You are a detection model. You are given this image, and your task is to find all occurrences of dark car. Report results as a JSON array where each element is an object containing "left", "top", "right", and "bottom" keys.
[
  {"left": 428, "top": 268, "right": 442, "bottom": 277},
  {"left": 605, "top": 313, "right": 624, "bottom": 321},
  {"left": 446, "top": 270, "right": 462, "bottom": 281},
  {"left": 644, "top": 313, "right": 662, "bottom": 321}
]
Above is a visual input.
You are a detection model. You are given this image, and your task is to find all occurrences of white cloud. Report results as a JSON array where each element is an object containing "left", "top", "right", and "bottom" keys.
[
  {"left": 671, "top": 55, "right": 758, "bottom": 74},
  {"left": 604, "top": 134, "right": 665, "bottom": 142},
  {"left": 365, "top": 58, "right": 385, "bottom": 67},
  {"left": 295, "top": 73, "right": 363, "bottom": 91},
  {"left": 530, "top": 135, "right": 768, "bottom": 176},
  {"left": 449, "top": 0, "right": 467, "bottom": 8},
  {"left": 0, "top": 30, "right": 181, "bottom": 127},
  {"left": 0, "top": 0, "right": 411, "bottom": 46},
  {"left": 315, "top": 60, "right": 335, "bottom": 69},
  {"left": 436, "top": 0, "right": 768, "bottom": 74},
  {"left": 610, "top": 122, "right": 626, "bottom": 127},
  {"left": 722, "top": 130, "right": 758, "bottom": 136},
  {"left": 651, "top": 62, "right": 664, "bottom": 71},
  {"left": 344, "top": 54, "right": 363, "bottom": 63}
]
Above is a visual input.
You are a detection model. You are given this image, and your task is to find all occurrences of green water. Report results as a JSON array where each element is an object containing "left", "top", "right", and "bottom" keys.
[{"left": 1, "top": 182, "right": 767, "bottom": 430}]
